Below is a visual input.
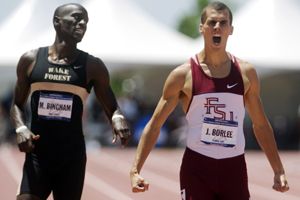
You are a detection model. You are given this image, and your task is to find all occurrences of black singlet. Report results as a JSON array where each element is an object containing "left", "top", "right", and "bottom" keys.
[{"left": 29, "top": 46, "right": 90, "bottom": 165}]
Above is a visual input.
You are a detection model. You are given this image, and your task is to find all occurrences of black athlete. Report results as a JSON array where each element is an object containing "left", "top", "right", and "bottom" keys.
[{"left": 10, "top": 3, "right": 131, "bottom": 200}]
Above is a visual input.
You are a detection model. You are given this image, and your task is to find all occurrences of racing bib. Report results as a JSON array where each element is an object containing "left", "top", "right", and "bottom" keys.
[
  {"left": 38, "top": 93, "right": 73, "bottom": 121},
  {"left": 201, "top": 117, "right": 238, "bottom": 147}
]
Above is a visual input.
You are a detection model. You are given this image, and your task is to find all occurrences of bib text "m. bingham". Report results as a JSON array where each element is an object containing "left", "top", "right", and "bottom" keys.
[{"left": 39, "top": 102, "right": 72, "bottom": 111}]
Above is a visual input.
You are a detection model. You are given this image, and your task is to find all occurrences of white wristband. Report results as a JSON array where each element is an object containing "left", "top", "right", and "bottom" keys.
[
  {"left": 112, "top": 114, "right": 124, "bottom": 121},
  {"left": 16, "top": 125, "right": 28, "bottom": 133}
]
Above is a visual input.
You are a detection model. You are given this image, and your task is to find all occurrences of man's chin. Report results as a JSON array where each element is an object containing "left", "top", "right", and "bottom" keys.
[{"left": 74, "top": 37, "right": 84, "bottom": 43}]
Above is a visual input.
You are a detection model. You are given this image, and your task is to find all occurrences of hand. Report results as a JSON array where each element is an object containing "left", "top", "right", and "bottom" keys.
[
  {"left": 272, "top": 173, "right": 289, "bottom": 193},
  {"left": 17, "top": 129, "right": 40, "bottom": 152},
  {"left": 131, "top": 171, "right": 149, "bottom": 193},
  {"left": 111, "top": 117, "right": 131, "bottom": 148}
]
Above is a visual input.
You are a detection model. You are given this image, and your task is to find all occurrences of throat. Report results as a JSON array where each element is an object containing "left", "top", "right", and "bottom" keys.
[{"left": 49, "top": 52, "right": 79, "bottom": 65}]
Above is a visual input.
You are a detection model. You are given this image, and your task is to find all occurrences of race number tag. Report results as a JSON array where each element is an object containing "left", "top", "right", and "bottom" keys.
[
  {"left": 38, "top": 93, "right": 73, "bottom": 121},
  {"left": 201, "top": 117, "right": 238, "bottom": 147}
]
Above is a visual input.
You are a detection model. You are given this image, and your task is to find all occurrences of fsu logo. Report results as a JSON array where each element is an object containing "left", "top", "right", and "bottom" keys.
[{"left": 204, "top": 98, "right": 233, "bottom": 121}]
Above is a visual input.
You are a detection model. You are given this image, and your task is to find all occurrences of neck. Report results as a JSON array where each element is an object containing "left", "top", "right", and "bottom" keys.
[
  {"left": 198, "top": 49, "right": 230, "bottom": 68},
  {"left": 49, "top": 36, "right": 79, "bottom": 62}
]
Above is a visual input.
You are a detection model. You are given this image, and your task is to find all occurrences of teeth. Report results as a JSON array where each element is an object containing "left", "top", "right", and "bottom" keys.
[{"left": 213, "top": 36, "right": 221, "bottom": 44}]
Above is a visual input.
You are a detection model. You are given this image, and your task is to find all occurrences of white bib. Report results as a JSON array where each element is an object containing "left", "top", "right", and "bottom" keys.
[
  {"left": 38, "top": 93, "right": 73, "bottom": 121},
  {"left": 201, "top": 117, "right": 238, "bottom": 148}
]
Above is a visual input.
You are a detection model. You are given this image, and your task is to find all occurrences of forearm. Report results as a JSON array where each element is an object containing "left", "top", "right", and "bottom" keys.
[
  {"left": 131, "top": 123, "right": 161, "bottom": 174},
  {"left": 253, "top": 123, "right": 284, "bottom": 174},
  {"left": 10, "top": 104, "right": 26, "bottom": 129},
  {"left": 94, "top": 85, "right": 120, "bottom": 123}
]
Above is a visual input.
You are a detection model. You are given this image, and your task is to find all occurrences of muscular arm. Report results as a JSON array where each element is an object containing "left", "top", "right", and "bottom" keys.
[
  {"left": 243, "top": 63, "right": 289, "bottom": 192},
  {"left": 87, "top": 57, "right": 130, "bottom": 147},
  {"left": 131, "top": 64, "right": 190, "bottom": 192},
  {"left": 10, "top": 49, "right": 40, "bottom": 152}
]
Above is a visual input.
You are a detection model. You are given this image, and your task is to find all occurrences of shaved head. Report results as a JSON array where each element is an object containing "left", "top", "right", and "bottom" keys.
[
  {"left": 52, "top": 3, "right": 88, "bottom": 42},
  {"left": 53, "top": 3, "right": 87, "bottom": 24}
]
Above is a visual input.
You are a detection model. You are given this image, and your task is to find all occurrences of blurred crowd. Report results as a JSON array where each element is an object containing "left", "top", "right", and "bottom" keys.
[
  {"left": 0, "top": 90, "right": 16, "bottom": 145},
  {"left": 1, "top": 81, "right": 300, "bottom": 150},
  {"left": 83, "top": 92, "right": 189, "bottom": 149}
]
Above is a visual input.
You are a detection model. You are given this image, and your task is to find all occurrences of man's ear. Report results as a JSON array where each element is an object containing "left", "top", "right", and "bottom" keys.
[
  {"left": 230, "top": 26, "right": 234, "bottom": 35},
  {"left": 199, "top": 24, "right": 204, "bottom": 35},
  {"left": 54, "top": 16, "right": 60, "bottom": 27}
]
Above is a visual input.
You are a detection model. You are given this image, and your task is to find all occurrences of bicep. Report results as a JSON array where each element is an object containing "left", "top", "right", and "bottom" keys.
[
  {"left": 88, "top": 58, "right": 118, "bottom": 116},
  {"left": 148, "top": 70, "right": 184, "bottom": 128},
  {"left": 12, "top": 52, "right": 35, "bottom": 109},
  {"left": 93, "top": 78, "right": 117, "bottom": 109},
  {"left": 12, "top": 80, "right": 30, "bottom": 110},
  {"left": 244, "top": 67, "right": 268, "bottom": 127}
]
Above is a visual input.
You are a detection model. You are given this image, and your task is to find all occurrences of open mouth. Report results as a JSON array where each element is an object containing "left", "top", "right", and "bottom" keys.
[{"left": 213, "top": 36, "right": 221, "bottom": 45}]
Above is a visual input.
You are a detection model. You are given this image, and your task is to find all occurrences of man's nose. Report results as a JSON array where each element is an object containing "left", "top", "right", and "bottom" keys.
[
  {"left": 79, "top": 19, "right": 87, "bottom": 26},
  {"left": 214, "top": 22, "right": 221, "bottom": 29}
]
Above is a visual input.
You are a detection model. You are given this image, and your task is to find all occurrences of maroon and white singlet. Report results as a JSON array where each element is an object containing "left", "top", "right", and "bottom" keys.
[
  {"left": 186, "top": 53, "right": 245, "bottom": 159},
  {"left": 180, "top": 53, "right": 250, "bottom": 200}
]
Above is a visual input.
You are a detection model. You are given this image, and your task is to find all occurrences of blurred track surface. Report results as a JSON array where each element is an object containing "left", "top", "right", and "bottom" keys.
[{"left": 0, "top": 145, "right": 299, "bottom": 200}]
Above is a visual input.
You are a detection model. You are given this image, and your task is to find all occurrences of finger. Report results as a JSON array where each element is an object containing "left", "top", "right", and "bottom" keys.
[
  {"left": 18, "top": 144, "right": 24, "bottom": 152},
  {"left": 26, "top": 141, "right": 35, "bottom": 152},
  {"left": 132, "top": 187, "right": 144, "bottom": 193},
  {"left": 123, "top": 131, "right": 131, "bottom": 139},
  {"left": 272, "top": 183, "right": 280, "bottom": 191},
  {"left": 280, "top": 186, "right": 286, "bottom": 192},
  {"left": 121, "top": 131, "right": 131, "bottom": 145},
  {"left": 118, "top": 131, "right": 124, "bottom": 139},
  {"left": 121, "top": 138, "right": 129, "bottom": 148},
  {"left": 112, "top": 131, "right": 117, "bottom": 144},
  {"left": 20, "top": 142, "right": 31, "bottom": 153},
  {"left": 143, "top": 181, "right": 149, "bottom": 191},
  {"left": 28, "top": 138, "right": 32, "bottom": 147},
  {"left": 132, "top": 183, "right": 147, "bottom": 193},
  {"left": 280, "top": 181, "right": 289, "bottom": 192},
  {"left": 284, "top": 183, "right": 290, "bottom": 192},
  {"left": 33, "top": 135, "right": 40, "bottom": 140}
]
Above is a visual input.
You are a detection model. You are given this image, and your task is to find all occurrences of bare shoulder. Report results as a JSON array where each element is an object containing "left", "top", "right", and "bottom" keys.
[
  {"left": 18, "top": 49, "right": 39, "bottom": 69},
  {"left": 164, "top": 59, "right": 192, "bottom": 95},
  {"left": 86, "top": 54, "right": 106, "bottom": 69},
  {"left": 87, "top": 55, "right": 107, "bottom": 75},
  {"left": 16, "top": 48, "right": 39, "bottom": 78},
  {"left": 169, "top": 60, "right": 191, "bottom": 81},
  {"left": 86, "top": 54, "right": 109, "bottom": 80},
  {"left": 235, "top": 57, "right": 257, "bottom": 77},
  {"left": 21, "top": 48, "right": 38, "bottom": 60},
  {"left": 235, "top": 57, "right": 260, "bottom": 95}
]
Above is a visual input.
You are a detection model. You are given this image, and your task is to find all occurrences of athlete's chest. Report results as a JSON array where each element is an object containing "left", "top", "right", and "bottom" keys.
[
  {"left": 200, "top": 62, "right": 232, "bottom": 79},
  {"left": 41, "top": 65, "right": 81, "bottom": 83},
  {"left": 30, "top": 61, "right": 87, "bottom": 88}
]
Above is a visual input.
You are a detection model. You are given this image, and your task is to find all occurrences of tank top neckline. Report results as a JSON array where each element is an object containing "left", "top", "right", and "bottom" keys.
[
  {"left": 194, "top": 53, "right": 236, "bottom": 80},
  {"left": 44, "top": 46, "right": 82, "bottom": 67}
]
